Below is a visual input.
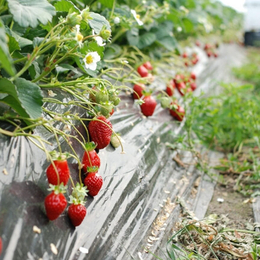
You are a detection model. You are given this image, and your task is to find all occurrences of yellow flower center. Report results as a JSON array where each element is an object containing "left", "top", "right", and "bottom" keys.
[
  {"left": 86, "top": 55, "right": 93, "bottom": 64},
  {"left": 77, "top": 33, "right": 83, "bottom": 42},
  {"left": 136, "top": 14, "right": 140, "bottom": 20}
]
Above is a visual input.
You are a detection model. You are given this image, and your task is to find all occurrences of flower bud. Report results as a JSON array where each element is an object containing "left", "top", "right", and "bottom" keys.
[{"left": 66, "top": 12, "right": 82, "bottom": 26}]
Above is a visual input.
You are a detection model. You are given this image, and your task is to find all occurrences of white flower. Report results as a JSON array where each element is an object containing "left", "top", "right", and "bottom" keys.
[
  {"left": 75, "top": 24, "right": 84, "bottom": 47},
  {"left": 83, "top": 51, "right": 100, "bottom": 71},
  {"left": 95, "top": 36, "right": 106, "bottom": 46},
  {"left": 131, "top": 10, "right": 143, "bottom": 26},
  {"left": 114, "top": 17, "right": 120, "bottom": 24}
]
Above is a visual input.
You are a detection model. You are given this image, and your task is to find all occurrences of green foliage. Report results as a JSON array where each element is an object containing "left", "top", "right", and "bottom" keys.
[
  {"left": 186, "top": 84, "right": 260, "bottom": 152},
  {"left": 7, "top": 0, "right": 56, "bottom": 28}
]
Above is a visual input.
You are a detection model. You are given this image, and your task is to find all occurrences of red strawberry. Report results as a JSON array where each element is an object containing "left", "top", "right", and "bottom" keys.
[
  {"left": 133, "top": 83, "right": 145, "bottom": 99},
  {"left": 182, "top": 52, "right": 188, "bottom": 58},
  {"left": 84, "top": 171, "right": 103, "bottom": 197},
  {"left": 46, "top": 159, "right": 70, "bottom": 185},
  {"left": 137, "top": 65, "right": 148, "bottom": 77},
  {"left": 169, "top": 102, "right": 185, "bottom": 121},
  {"left": 0, "top": 237, "right": 2, "bottom": 256},
  {"left": 190, "top": 82, "right": 197, "bottom": 91},
  {"left": 45, "top": 184, "right": 67, "bottom": 221},
  {"left": 191, "top": 58, "right": 199, "bottom": 65},
  {"left": 88, "top": 115, "right": 113, "bottom": 150},
  {"left": 68, "top": 204, "right": 87, "bottom": 226},
  {"left": 190, "top": 72, "right": 196, "bottom": 80},
  {"left": 213, "top": 53, "right": 218, "bottom": 58},
  {"left": 195, "top": 40, "right": 200, "bottom": 47},
  {"left": 207, "top": 51, "right": 212, "bottom": 57},
  {"left": 140, "top": 94, "right": 157, "bottom": 117},
  {"left": 166, "top": 80, "right": 175, "bottom": 96},
  {"left": 143, "top": 61, "right": 153, "bottom": 71},
  {"left": 174, "top": 74, "right": 183, "bottom": 84},
  {"left": 176, "top": 81, "right": 186, "bottom": 96},
  {"left": 82, "top": 142, "right": 101, "bottom": 174}
]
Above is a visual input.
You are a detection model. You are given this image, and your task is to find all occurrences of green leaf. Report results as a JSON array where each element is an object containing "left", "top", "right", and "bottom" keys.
[
  {"left": 15, "top": 78, "right": 43, "bottom": 119},
  {"left": 157, "top": 36, "right": 177, "bottom": 51},
  {"left": 5, "top": 28, "right": 32, "bottom": 48},
  {"left": 88, "top": 12, "right": 111, "bottom": 34},
  {"left": 54, "top": 0, "right": 79, "bottom": 13},
  {"left": 7, "top": 0, "right": 56, "bottom": 28},
  {"left": 28, "top": 61, "right": 41, "bottom": 80},
  {"left": 99, "top": 0, "right": 114, "bottom": 8},
  {"left": 7, "top": 34, "right": 20, "bottom": 53},
  {"left": 182, "top": 17, "right": 194, "bottom": 33},
  {"left": 0, "top": 78, "right": 43, "bottom": 123},
  {"left": 0, "top": 19, "right": 15, "bottom": 76},
  {"left": 137, "top": 32, "right": 156, "bottom": 49}
]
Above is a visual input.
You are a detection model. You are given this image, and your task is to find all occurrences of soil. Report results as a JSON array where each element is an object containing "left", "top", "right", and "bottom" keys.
[{"left": 206, "top": 174, "right": 254, "bottom": 229}]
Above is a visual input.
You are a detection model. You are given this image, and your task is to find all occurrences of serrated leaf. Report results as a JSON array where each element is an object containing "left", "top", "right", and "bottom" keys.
[
  {"left": 15, "top": 78, "right": 43, "bottom": 119},
  {"left": 54, "top": 0, "right": 79, "bottom": 13},
  {"left": 157, "top": 36, "right": 177, "bottom": 51},
  {"left": 7, "top": 0, "right": 56, "bottom": 28},
  {"left": 89, "top": 12, "right": 111, "bottom": 34},
  {"left": 5, "top": 27, "right": 32, "bottom": 48},
  {"left": 137, "top": 32, "right": 156, "bottom": 49},
  {"left": 0, "top": 78, "right": 43, "bottom": 124},
  {"left": 0, "top": 19, "right": 15, "bottom": 76},
  {"left": 7, "top": 34, "right": 20, "bottom": 53}
]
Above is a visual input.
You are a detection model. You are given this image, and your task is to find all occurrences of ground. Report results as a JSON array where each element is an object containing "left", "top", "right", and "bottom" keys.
[{"left": 206, "top": 174, "right": 254, "bottom": 230}]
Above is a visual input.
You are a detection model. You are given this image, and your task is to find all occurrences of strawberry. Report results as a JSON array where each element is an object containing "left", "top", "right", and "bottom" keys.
[
  {"left": 143, "top": 61, "right": 153, "bottom": 71},
  {"left": 140, "top": 93, "right": 157, "bottom": 117},
  {"left": 46, "top": 157, "right": 70, "bottom": 186},
  {"left": 190, "top": 72, "right": 196, "bottom": 80},
  {"left": 195, "top": 40, "right": 200, "bottom": 47},
  {"left": 182, "top": 52, "right": 188, "bottom": 58},
  {"left": 84, "top": 168, "right": 103, "bottom": 197},
  {"left": 68, "top": 204, "right": 87, "bottom": 226},
  {"left": 133, "top": 83, "right": 145, "bottom": 99},
  {"left": 213, "top": 53, "right": 218, "bottom": 58},
  {"left": 190, "top": 81, "right": 197, "bottom": 91},
  {"left": 82, "top": 142, "right": 101, "bottom": 174},
  {"left": 88, "top": 115, "right": 113, "bottom": 150},
  {"left": 176, "top": 81, "right": 186, "bottom": 96},
  {"left": 169, "top": 102, "right": 185, "bottom": 121},
  {"left": 0, "top": 237, "right": 2, "bottom": 256},
  {"left": 68, "top": 183, "right": 87, "bottom": 226},
  {"left": 137, "top": 65, "right": 148, "bottom": 77},
  {"left": 45, "top": 184, "right": 67, "bottom": 221},
  {"left": 166, "top": 79, "right": 175, "bottom": 96},
  {"left": 174, "top": 74, "right": 183, "bottom": 85}
]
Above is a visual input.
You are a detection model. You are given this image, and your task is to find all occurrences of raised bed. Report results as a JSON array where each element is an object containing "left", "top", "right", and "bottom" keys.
[{"left": 0, "top": 43, "right": 250, "bottom": 260}]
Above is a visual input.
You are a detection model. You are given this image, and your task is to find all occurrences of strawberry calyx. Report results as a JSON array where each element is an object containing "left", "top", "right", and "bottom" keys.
[
  {"left": 49, "top": 150, "right": 71, "bottom": 161},
  {"left": 87, "top": 166, "right": 99, "bottom": 173},
  {"left": 84, "top": 141, "right": 97, "bottom": 152},
  {"left": 69, "top": 183, "right": 88, "bottom": 205},
  {"left": 141, "top": 89, "right": 153, "bottom": 97},
  {"left": 48, "top": 183, "right": 67, "bottom": 194}
]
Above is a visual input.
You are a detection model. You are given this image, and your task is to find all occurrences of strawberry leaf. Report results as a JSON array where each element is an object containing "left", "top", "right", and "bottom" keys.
[
  {"left": 7, "top": 0, "right": 56, "bottom": 28},
  {"left": 0, "top": 78, "right": 43, "bottom": 125},
  {"left": 0, "top": 19, "right": 15, "bottom": 76}
]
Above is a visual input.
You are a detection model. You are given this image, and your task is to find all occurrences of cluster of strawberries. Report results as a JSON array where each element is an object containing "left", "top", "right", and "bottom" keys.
[
  {"left": 181, "top": 51, "right": 199, "bottom": 67},
  {"left": 196, "top": 40, "right": 219, "bottom": 58},
  {"left": 44, "top": 115, "right": 114, "bottom": 227},
  {"left": 133, "top": 61, "right": 199, "bottom": 121}
]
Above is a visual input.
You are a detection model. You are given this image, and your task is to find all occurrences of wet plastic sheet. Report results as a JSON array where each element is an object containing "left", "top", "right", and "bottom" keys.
[{"left": 0, "top": 43, "right": 248, "bottom": 260}]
